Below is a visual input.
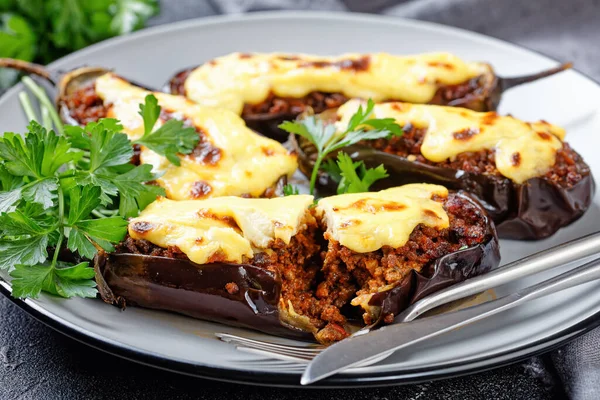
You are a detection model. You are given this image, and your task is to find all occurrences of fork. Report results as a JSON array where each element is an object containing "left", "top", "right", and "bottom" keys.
[{"left": 217, "top": 231, "right": 600, "bottom": 364}]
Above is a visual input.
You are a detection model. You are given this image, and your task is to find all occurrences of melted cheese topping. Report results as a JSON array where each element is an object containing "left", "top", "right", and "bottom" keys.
[
  {"left": 128, "top": 195, "right": 314, "bottom": 264},
  {"left": 316, "top": 184, "right": 450, "bottom": 253},
  {"left": 184, "top": 52, "right": 488, "bottom": 114},
  {"left": 94, "top": 73, "right": 298, "bottom": 200},
  {"left": 336, "top": 100, "right": 566, "bottom": 184}
]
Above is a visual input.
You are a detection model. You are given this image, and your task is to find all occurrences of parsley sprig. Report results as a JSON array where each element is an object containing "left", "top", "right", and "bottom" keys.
[
  {"left": 133, "top": 94, "right": 199, "bottom": 166},
  {"left": 323, "top": 152, "right": 389, "bottom": 194},
  {"left": 63, "top": 118, "right": 165, "bottom": 218},
  {"left": 283, "top": 184, "right": 299, "bottom": 196},
  {"left": 0, "top": 121, "right": 137, "bottom": 299},
  {"left": 279, "top": 99, "right": 403, "bottom": 194},
  {"left": 0, "top": 90, "right": 180, "bottom": 299}
]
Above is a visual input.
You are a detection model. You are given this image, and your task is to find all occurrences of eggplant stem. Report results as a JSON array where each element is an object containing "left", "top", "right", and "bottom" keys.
[
  {"left": 500, "top": 62, "right": 572, "bottom": 92},
  {"left": 0, "top": 58, "right": 56, "bottom": 85}
]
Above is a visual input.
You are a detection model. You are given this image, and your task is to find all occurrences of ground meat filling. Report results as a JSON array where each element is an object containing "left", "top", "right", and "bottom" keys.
[
  {"left": 116, "top": 237, "right": 189, "bottom": 259},
  {"left": 169, "top": 69, "right": 192, "bottom": 96},
  {"left": 251, "top": 214, "right": 339, "bottom": 332},
  {"left": 320, "top": 192, "right": 489, "bottom": 329},
  {"left": 242, "top": 92, "right": 349, "bottom": 120},
  {"left": 366, "top": 125, "right": 587, "bottom": 188},
  {"left": 431, "top": 76, "right": 483, "bottom": 105},
  {"left": 62, "top": 83, "right": 108, "bottom": 125}
]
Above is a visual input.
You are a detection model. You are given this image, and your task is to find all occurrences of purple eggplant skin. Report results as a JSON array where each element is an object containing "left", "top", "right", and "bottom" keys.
[
  {"left": 370, "top": 192, "right": 500, "bottom": 321},
  {"left": 292, "top": 134, "right": 595, "bottom": 240},
  {"left": 93, "top": 252, "right": 312, "bottom": 339}
]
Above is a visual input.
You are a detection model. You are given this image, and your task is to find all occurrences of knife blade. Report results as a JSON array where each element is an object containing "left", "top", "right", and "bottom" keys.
[{"left": 301, "top": 255, "right": 600, "bottom": 385}]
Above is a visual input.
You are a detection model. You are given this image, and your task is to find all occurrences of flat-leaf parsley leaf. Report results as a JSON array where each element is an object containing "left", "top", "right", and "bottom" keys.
[
  {"left": 133, "top": 94, "right": 200, "bottom": 166},
  {"left": 324, "top": 152, "right": 389, "bottom": 194},
  {"left": 279, "top": 99, "right": 402, "bottom": 194},
  {"left": 0, "top": 114, "right": 163, "bottom": 299}
]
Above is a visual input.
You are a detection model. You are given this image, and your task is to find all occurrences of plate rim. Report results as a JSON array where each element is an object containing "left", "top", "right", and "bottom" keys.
[
  {"left": 3, "top": 277, "right": 600, "bottom": 388},
  {"left": 1, "top": 10, "right": 600, "bottom": 388}
]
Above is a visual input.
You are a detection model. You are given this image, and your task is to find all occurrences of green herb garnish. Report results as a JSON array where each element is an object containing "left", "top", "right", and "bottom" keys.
[
  {"left": 63, "top": 118, "right": 165, "bottom": 218},
  {"left": 0, "top": 79, "right": 212, "bottom": 300},
  {"left": 283, "top": 184, "right": 299, "bottom": 196},
  {"left": 132, "top": 94, "right": 200, "bottom": 166},
  {"left": 323, "top": 152, "right": 389, "bottom": 195},
  {"left": 0, "top": 91, "right": 171, "bottom": 299},
  {"left": 279, "top": 99, "right": 402, "bottom": 194},
  {"left": 0, "top": 122, "right": 135, "bottom": 299}
]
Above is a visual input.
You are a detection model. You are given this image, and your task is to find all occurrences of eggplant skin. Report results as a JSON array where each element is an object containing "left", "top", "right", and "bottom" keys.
[
  {"left": 293, "top": 137, "right": 595, "bottom": 240},
  {"left": 93, "top": 252, "right": 312, "bottom": 340},
  {"left": 370, "top": 193, "right": 500, "bottom": 321}
]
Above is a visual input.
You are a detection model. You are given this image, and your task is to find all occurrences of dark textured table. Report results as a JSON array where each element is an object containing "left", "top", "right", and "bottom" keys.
[{"left": 0, "top": 1, "right": 595, "bottom": 398}]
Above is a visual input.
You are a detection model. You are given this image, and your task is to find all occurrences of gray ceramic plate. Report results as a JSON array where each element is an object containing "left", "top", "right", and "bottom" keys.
[{"left": 1, "top": 11, "right": 600, "bottom": 388}]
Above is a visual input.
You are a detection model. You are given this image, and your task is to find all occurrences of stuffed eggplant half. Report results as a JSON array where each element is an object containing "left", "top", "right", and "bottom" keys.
[
  {"left": 167, "top": 52, "right": 570, "bottom": 141},
  {"left": 62, "top": 72, "right": 298, "bottom": 200},
  {"left": 95, "top": 184, "right": 500, "bottom": 344},
  {"left": 294, "top": 100, "right": 595, "bottom": 240}
]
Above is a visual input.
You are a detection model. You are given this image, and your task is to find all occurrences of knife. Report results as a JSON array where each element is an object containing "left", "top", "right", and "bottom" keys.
[{"left": 301, "top": 255, "right": 600, "bottom": 385}]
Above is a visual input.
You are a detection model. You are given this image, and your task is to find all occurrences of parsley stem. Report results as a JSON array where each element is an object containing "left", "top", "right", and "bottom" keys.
[
  {"left": 51, "top": 232, "right": 64, "bottom": 269},
  {"left": 91, "top": 208, "right": 119, "bottom": 218},
  {"left": 41, "top": 106, "right": 53, "bottom": 131},
  {"left": 91, "top": 210, "right": 104, "bottom": 219},
  {"left": 52, "top": 185, "right": 66, "bottom": 269},
  {"left": 310, "top": 155, "right": 324, "bottom": 195},
  {"left": 18, "top": 92, "right": 37, "bottom": 122},
  {"left": 21, "top": 77, "right": 63, "bottom": 135},
  {"left": 100, "top": 209, "right": 119, "bottom": 216},
  {"left": 57, "top": 184, "right": 65, "bottom": 228}
]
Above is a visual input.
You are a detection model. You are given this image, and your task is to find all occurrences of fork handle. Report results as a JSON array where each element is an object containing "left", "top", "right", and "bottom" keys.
[{"left": 397, "top": 231, "right": 600, "bottom": 322}]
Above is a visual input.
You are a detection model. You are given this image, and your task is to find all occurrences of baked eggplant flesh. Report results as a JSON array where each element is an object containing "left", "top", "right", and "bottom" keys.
[
  {"left": 94, "top": 184, "right": 500, "bottom": 344},
  {"left": 166, "top": 52, "right": 570, "bottom": 141},
  {"left": 293, "top": 100, "right": 595, "bottom": 240},
  {"left": 60, "top": 72, "right": 298, "bottom": 200}
]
